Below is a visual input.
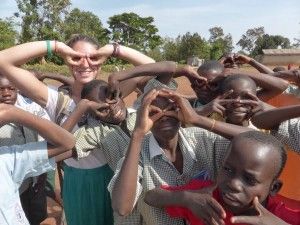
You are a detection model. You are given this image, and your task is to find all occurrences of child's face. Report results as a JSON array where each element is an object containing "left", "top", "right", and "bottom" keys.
[
  {"left": 223, "top": 80, "right": 256, "bottom": 125},
  {"left": 192, "top": 71, "right": 224, "bottom": 104},
  {"left": 87, "top": 84, "right": 127, "bottom": 125},
  {"left": 0, "top": 77, "right": 18, "bottom": 105},
  {"left": 217, "top": 139, "right": 280, "bottom": 215},
  {"left": 151, "top": 96, "right": 181, "bottom": 139}
]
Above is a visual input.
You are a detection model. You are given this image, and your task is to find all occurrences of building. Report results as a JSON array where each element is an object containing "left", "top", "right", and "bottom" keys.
[{"left": 261, "top": 49, "right": 300, "bottom": 65}]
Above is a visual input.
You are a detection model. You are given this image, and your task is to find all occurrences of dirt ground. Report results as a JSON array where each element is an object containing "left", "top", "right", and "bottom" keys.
[{"left": 41, "top": 66, "right": 300, "bottom": 224}]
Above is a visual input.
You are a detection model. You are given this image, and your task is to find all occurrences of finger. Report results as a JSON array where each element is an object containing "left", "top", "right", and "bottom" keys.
[
  {"left": 218, "top": 89, "right": 234, "bottom": 99},
  {"left": 231, "top": 215, "right": 259, "bottom": 224},
  {"left": 163, "top": 110, "right": 179, "bottom": 120},
  {"left": 205, "top": 206, "right": 225, "bottom": 225},
  {"left": 65, "top": 56, "right": 84, "bottom": 66},
  {"left": 252, "top": 196, "right": 264, "bottom": 215},
  {"left": 214, "top": 105, "right": 225, "bottom": 116},
  {"left": 238, "top": 100, "right": 259, "bottom": 106},
  {"left": 244, "top": 92, "right": 259, "bottom": 101},
  {"left": 87, "top": 55, "right": 107, "bottom": 66},
  {"left": 149, "top": 105, "right": 162, "bottom": 114},
  {"left": 150, "top": 111, "right": 165, "bottom": 123},
  {"left": 209, "top": 199, "right": 227, "bottom": 219},
  {"left": 217, "top": 99, "right": 239, "bottom": 105},
  {"left": 142, "top": 89, "right": 160, "bottom": 108}
]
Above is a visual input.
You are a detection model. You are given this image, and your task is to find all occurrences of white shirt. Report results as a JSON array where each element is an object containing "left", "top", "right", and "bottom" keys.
[{"left": 0, "top": 141, "right": 55, "bottom": 225}]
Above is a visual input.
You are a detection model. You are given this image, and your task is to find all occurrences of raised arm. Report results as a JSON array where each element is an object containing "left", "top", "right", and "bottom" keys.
[
  {"left": 0, "top": 104, "right": 75, "bottom": 158},
  {"left": 234, "top": 54, "right": 274, "bottom": 74},
  {"left": 237, "top": 72, "right": 289, "bottom": 101},
  {"left": 111, "top": 89, "right": 161, "bottom": 216},
  {"left": 159, "top": 89, "right": 253, "bottom": 139},
  {"left": 272, "top": 69, "right": 300, "bottom": 87},
  {"left": 0, "top": 41, "right": 84, "bottom": 107},
  {"left": 251, "top": 105, "right": 300, "bottom": 129},
  {"left": 108, "top": 61, "right": 206, "bottom": 98},
  {"left": 33, "top": 70, "right": 74, "bottom": 87}
]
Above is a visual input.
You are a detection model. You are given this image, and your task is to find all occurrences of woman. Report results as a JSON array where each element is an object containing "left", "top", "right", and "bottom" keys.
[{"left": 0, "top": 34, "right": 155, "bottom": 225}]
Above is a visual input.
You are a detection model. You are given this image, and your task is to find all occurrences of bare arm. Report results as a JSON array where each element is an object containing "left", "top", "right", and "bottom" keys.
[
  {"left": 235, "top": 54, "right": 273, "bottom": 74},
  {"left": 251, "top": 105, "right": 300, "bottom": 129},
  {"left": 272, "top": 69, "right": 300, "bottom": 87},
  {"left": 111, "top": 89, "right": 160, "bottom": 216},
  {"left": 34, "top": 71, "right": 74, "bottom": 87},
  {"left": 0, "top": 41, "right": 84, "bottom": 107},
  {"left": 237, "top": 72, "right": 289, "bottom": 101},
  {"left": 0, "top": 104, "right": 75, "bottom": 158},
  {"left": 109, "top": 61, "right": 205, "bottom": 98}
]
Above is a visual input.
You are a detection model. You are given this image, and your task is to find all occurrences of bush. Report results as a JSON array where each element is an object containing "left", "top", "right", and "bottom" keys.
[{"left": 23, "top": 63, "right": 134, "bottom": 77}]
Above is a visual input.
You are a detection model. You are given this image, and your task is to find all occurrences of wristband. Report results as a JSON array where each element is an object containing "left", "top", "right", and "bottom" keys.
[
  {"left": 46, "top": 40, "right": 52, "bottom": 58},
  {"left": 112, "top": 42, "right": 120, "bottom": 57},
  {"left": 210, "top": 119, "right": 216, "bottom": 131}
]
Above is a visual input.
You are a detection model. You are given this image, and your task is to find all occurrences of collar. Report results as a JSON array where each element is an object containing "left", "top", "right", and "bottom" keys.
[{"left": 148, "top": 128, "right": 196, "bottom": 161}]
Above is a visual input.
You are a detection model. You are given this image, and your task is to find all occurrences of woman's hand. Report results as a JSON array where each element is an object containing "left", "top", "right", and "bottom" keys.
[{"left": 55, "top": 41, "right": 86, "bottom": 66}]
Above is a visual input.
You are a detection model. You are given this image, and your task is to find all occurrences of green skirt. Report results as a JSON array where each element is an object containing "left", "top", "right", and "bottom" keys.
[{"left": 63, "top": 164, "right": 114, "bottom": 225}]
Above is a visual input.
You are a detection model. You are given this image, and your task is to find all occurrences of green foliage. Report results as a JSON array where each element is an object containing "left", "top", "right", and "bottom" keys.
[
  {"left": 108, "top": 12, "right": 162, "bottom": 51},
  {"left": 237, "top": 27, "right": 265, "bottom": 53},
  {"left": 251, "top": 34, "right": 291, "bottom": 56},
  {"left": 0, "top": 19, "right": 17, "bottom": 50},
  {"left": 208, "top": 26, "right": 233, "bottom": 59},
  {"left": 63, "top": 8, "right": 109, "bottom": 45},
  {"left": 23, "top": 63, "right": 133, "bottom": 77}
]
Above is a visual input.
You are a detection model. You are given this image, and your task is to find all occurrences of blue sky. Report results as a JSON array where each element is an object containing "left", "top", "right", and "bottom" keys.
[{"left": 1, "top": 0, "right": 300, "bottom": 47}]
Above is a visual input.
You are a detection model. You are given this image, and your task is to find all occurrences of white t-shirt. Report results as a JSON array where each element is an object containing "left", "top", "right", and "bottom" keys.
[
  {"left": 46, "top": 86, "right": 107, "bottom": 169},
  {"left": 0, "top": 141, "right": 55, "bottom": 225}
]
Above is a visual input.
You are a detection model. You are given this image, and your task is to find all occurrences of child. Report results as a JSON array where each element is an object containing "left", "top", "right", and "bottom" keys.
[
  {"left": 0, "top": 74, "right": 50, "bottom": 224},
  {"left": 144, "top": 131, "right": 300, "bottom": 225},
  {"left": 108, "top": 89, "right": 253, "bottom": 225},
  {"left": 0, "top": 104, "right": 74, "bottom": 225}
]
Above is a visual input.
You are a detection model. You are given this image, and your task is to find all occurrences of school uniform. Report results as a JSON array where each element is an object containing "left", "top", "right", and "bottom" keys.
[
  {"left": 108, "top": 127, "right": 230, "bottom": 225},
  {"left": 0, "top": 141, "right": 55, "bottom": 225}
]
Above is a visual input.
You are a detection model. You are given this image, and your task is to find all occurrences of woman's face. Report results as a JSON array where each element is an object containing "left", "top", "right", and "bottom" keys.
[{"left": 68, "top": 41, "right": 100, "bottom": 84}]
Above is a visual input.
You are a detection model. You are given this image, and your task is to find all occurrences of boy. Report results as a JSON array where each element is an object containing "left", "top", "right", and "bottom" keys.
[
  {"left": 144, "top": 131, "right": 299, "bottom": 225},
  {"left": 0, "top": 103, "right": 75, "bottom": 225},
  {"left": 108, "top": 89, "right": 253, "bottom": 225},
  {"left": 0, "top": 74, "right": 50, "bottom": 224}
]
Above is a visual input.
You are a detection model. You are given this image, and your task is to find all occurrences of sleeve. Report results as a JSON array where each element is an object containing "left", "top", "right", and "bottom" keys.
[
  {"left": 74, "top": 125, "right": 102, "bottom": 158},
  {"left": 11, "top": 141, "right": 55, "bottom": 186},
  {"left": 133, "top": 77, "right": 178, "bottom": 109},
  {"left": 185, "top": 127, "right": 230, "bottom": 179},
  {"left": 107, "top": 157, "right": 144, "bottom": 207},
  {"left": 272, "top": 119, "right": 300, "bottom": 153},
  {"left": 45, "top": 86, "right": 59, "bottom": 121}
]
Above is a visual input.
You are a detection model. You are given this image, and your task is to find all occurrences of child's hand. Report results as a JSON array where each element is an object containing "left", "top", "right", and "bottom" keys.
[
  {"left": 180, "top": 65, "right": 207, "bottom": 84},
  {"left": 183, "top": 186, "right": 226, "bottom": 225},
  {"left": 107, "top": 75, "right": 121, "bottom": 103},
  {"left": 134, "top": 89, "right": 163, "bottom": 135},
  {"left": 231, "top": 197, "right": 290, "bottom": 225},
  {"left": 158, "top": 89, "right": 200, "bottom": 125},
  {"left": 234, "top": 53, "right": 252, "bottom": 64},
  {"left": 198, "top": 90, "right": 236, "bottom": 116}
]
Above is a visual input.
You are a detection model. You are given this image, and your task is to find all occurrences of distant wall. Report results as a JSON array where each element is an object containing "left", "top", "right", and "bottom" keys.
[{"left": 261, "top": 55, "right": 300, "bottom": 65}]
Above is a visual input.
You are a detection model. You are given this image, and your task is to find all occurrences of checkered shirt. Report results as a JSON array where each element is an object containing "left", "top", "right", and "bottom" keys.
[
  {"left": 108, "top": 127, "right": 230, "bottom": 225},
  {"left": 272, "top": 118, "right": 300, "bottom": 153}
]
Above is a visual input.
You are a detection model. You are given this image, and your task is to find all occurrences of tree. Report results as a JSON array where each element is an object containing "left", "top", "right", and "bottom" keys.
[
  {"left": 178, "top": 32, "right": 210, "bottom": 62},
  {"left": 15, "top": 0, "right": 71, "bottom": 42},
  {"left": 63, "top": 8, "right": 109, "bottom": 45},
  {"left": 208, "top": 26, "right": 233, "bottom": 59},
  {"left": 251, "top": 34, "right": 291, "bottom": 56},
  {"left": 237, "top": 27, "right": 265, "bottom": 53},
  {"left": 107, "top": 12, "right": 162, "bottom": 52},
  {"left": 161, "top": 37, "right": 181, "bottom": 62},
  {"left": 0, "top": 18, "right": 17, "bottom": 50}
]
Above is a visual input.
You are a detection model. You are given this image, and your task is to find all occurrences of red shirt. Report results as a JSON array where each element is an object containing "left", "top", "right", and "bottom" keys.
[{"left": 163, "top": 180, "right": 300, "bottom": 225}]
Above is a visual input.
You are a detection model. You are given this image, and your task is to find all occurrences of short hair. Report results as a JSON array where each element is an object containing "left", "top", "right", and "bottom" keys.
[
  {"left": 221, "top": 74, "right": 257, "bottom": 93},
  {"left": 197, "top": 60, "right": 225, "bottom": 76},
  {"left": 81, "top": 79, "right": 108, "bottom": 99},
  {"left": 232, "top": 131, "right": 287, "bottom": 179},
  {"left": 273, "top": 66, "right": 286, "bottom": 72},
  {"left": 67, "top": 34, "right": 100, "bottom": 49}
]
